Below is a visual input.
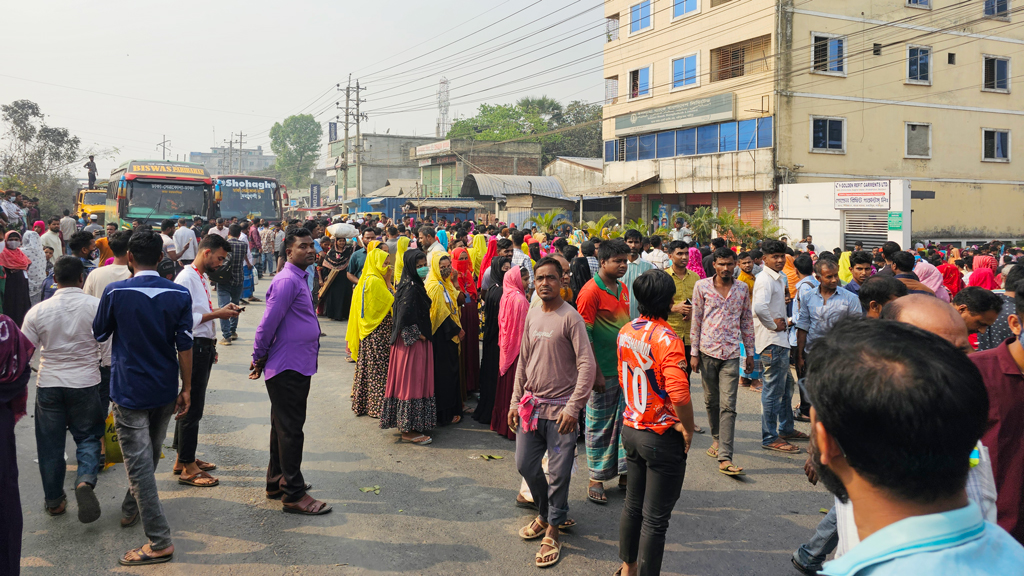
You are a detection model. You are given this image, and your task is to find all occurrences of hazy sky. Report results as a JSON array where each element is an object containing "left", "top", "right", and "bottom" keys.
[{"left": 2, "top": 0, "right": 605, "bottom": 177}]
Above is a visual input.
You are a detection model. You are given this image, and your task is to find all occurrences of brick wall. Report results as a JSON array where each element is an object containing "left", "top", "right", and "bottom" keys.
[{"left": 465, "top": 154, "right": 543, "bottom": 176}]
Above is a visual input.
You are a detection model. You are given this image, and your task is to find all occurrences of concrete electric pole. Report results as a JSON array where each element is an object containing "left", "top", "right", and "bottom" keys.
[{"left": 156, "top": 135, "right": 171, "bottom": 160}]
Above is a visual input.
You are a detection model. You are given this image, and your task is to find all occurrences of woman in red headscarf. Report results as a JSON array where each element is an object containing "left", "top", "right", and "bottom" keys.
[
  {"left": 937, "top": 258, "right": 965, "bottom": 297},
  {"left": 968, "top": 267, "right": 1001, "bottom": 290},
  {"left": 0, "top": 231, "right": 32, "bottom": 326},
  {"left": 478, "top": 237, "right": 498, "bottom": 290},
  {"left": 452, "top": 247, "right": 480, "bottom": 399}
]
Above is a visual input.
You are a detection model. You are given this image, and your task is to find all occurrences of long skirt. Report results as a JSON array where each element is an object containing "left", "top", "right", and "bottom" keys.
[
  {"left": 490, "top": 356, "right": 519, "bottom": 441},
  {"left": 3, "top": 269, "right": 29, "bottom": 327},
  {"left": 379, "top": 339, "right": 436, "bottom": 433},
  {"left": 321, "top": 273, "right": 352, "bottom": 321},
  {"left": 352, "top": 314, "right": 394, "bottom": 418},
  {"left": 459, "top": 298, "right": 480, "bottom": 395},
  {"left": 585, "top": 380, "right": 627, "bottom": 481},
  {"left": 433, "top": 336, "right": 462, "bottom": 426},
  {"left": 0, "top": 397, "right": 22, "bottom": 576},
  {"left": 472, "top": 339, "right": 500, "bottom": 425}
]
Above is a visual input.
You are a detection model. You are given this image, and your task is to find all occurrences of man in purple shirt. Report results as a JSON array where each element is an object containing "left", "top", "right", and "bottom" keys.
[{"left": 249, "top": 227, "right": 331, "bottom": 515}]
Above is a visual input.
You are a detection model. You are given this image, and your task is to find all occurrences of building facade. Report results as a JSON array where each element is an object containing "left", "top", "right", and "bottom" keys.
[
  {"left": 326, "top": 134, "right": 440, "bottom": 202},
  {"left": 410, "top": 139, "right": 544, "bottom": 199},
  {"left": 602, "top": 0, "right": 1024, "bottom": 244},
  {"left": 189, "top": 146, "right": 275, "bottom": 175}
]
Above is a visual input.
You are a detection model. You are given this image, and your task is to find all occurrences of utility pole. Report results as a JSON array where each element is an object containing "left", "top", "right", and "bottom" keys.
[
  {"left": 354, "top": 80, "right": 366, "bottom": 201},
  {"left": 338, "top": 76, "right": 351, "bottom": 203},
  {"left": 236, "top": 131, "right": 247, "bottom": 174},
  {"left": 223, "top": 133, "right": 235, "bottom": 174},
  {"left": 156, "top": 135, "right": 171, "bottom": 160}
]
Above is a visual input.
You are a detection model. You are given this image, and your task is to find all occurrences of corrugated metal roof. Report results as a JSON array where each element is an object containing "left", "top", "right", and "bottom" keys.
[
  {"left": 462, "top": 174, "right": 567, "bottom": 200},
  {"left": 367, "top": 178, "right": 420, "bottom": 198},
  {"left": 405, "top": 199, "right": 486, "bottom": 210}
]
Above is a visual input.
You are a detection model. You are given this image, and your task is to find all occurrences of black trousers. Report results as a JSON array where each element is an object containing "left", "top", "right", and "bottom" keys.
[
  {"left": 265, "top": 370, "right": 310, "bottom": 503},
  {"left": 173, "top": 338, "right": 215, "bottom": 463},
  {"left": 619, "top": 425, "right": 687, "bottom": 576}
]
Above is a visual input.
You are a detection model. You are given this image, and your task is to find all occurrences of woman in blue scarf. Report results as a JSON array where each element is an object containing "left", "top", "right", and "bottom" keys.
[{"left": 436, "top": 229, "right": 449, "bottom": 252}]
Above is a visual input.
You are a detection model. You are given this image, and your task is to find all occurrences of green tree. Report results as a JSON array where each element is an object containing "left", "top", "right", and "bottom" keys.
[
  {"left": 269, "top": 114, "right": 322, "bottom": 189},
  {"left": 550, "top": 101, "right": 602, "bottom": 160},
  {"left": 446, "top": 103, "right": 548, "bottom": 142},
  {"left": 0, "top": 100, "right": 83, "bottom": 216},
  {"left": 516, "top": 96, "right": 563, "bottom": 127},
  {"left": 525, "top": 208, "right": 567, "bottom": 233},
  {"left": 673, "top": 207, "right": 720, "bottom": 245}
]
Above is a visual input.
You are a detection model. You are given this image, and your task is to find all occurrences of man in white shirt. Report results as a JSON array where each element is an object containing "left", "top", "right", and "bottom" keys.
[
  {"left": 59, "top": 210, "right": 78, "bottom": 253},
  {"left": 159, "top": 220, "right": 180, "bottom": 263},
  {"left": 752, "top": 239, "right": 801, "bottom": 455},
  {"left": 642, "top": 235, "right": 671, "bottom": 270},
  {"left": 41, "top": 217, "right": 63, "bottom": 255},
  {"left": 669, "top": 218, "right": 692, "bottom": 244},
  {"left": 22, "top": 256, "right": 105, "bottom": 522},
  {"left": 172, "top": 233, "right": 238, "bottom": 487},
  {"left": 173, "top": 218, "right": 198, "bottom": 265},
  {"left": 83, "top": 230, "right": 133, "bottom": 412},
  {"left": 210, "top": 218, "right": 229, "bottom": 239}
]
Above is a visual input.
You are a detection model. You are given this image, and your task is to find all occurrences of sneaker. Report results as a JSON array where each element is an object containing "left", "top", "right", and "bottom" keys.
[
  {"left": 230, "top": 333, "right": 238, "bottom": 341},
  {"left": 219, "top": 338, "right": 232, "bottom": 346}
]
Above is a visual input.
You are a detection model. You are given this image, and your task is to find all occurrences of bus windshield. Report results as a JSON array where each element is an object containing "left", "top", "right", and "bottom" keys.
[
  {"left": 82, "top": 192, "right": 106, "bottom": 205},
  {"left": 218, "top": 178, "right": 277, "bottom": 219},
  {"left": 128, "top": 181, "right": 205, "bottom": 218}
]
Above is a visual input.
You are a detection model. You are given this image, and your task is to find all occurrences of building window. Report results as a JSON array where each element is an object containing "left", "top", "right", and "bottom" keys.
[
  {"left": 625, "top": 136, "right": 639, "bottom": 161},
  {"left": 907, "top": 45, "right": 931, "bottom": 84},
  {"left": 656, "top": 132, "right": 675, "bottom": 158},
  {"left": 697, "top": 124, "right": 719, "bottom": 154},
  {"left": 673, "top": 0, "right": 698, "bottom": 18},
  {"left": 711, "top": 0, "right": 734, "bottom": 6},
  {"left": 630, "top": 1, "right": 651, "bottom": 34},
  {"left": 984, "top": 56, "right": 1010, "bottom": 91},
  {"left": 873, "top": 43, "right": 882, "bottom": 56},
  {"left": 757, "top": 116, "right": 773, "bottom": 148},
  {"left": 711, "top": 34, "right": 772, "bottom": 82},
  {"left": 811, "top": 116, "right": 845, "bottom": 153},
  {"left": 671, "top": 54, "right": 699, "bottom": 89},
  {"left": 677, "top": 128, "right": 697, "bottom": 156},
  {"left": 985, "top": 0, "right": 1009, "bottom": 17},
  {"left": 812, "top": 34, "right": 845, "bottom": 75},
  {"left": 907, "top": 0, "right": 929, "bottom": 8},
  {"left": 719, "top": 122, "right": 738, "bottom": 152},
  {"left": 638, "top": 134, "right": 657, "bottom": 160},
  {"left": 629, "top": 66, "right": 651, "bottom": 98},
  {"left": 983, "top": 129, "right": 1010, "bottom": 161},
  {"left": 738, "top": 119, "right": 757, "bottom": 150},
  {"left": 948, "top": 53, "right": 956, "bottom": 65},
  {"left": 604, "top": 76, "right": 619, "bottom": 104},
  {"left": 905, "top": 123, "right": 932, "bottom": 158},
  {"left": 605, "top": 140, "right": 619, "bottom": 162},
  {"left": 606, "top": 15, "right": 620, "bottom": 42}
]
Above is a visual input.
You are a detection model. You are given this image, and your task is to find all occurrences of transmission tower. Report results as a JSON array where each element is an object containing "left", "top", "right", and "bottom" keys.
[{"left": 436, "top": 77, "right": 450, "bottom": 138}]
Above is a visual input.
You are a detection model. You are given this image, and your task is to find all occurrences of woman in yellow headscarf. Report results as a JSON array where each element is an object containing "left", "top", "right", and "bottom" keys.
[
  {"left": 468, "top": 234, "right": 487, "bottom": 277},
  {"left": 347, "top": 249, "right": 394, "bottom": 418},
  {"left": 837, "top": 250, "right": 853, "bottom": 284},
  {"left": 425, "top": 251, "right": 464, "bottom": 425},
  {"left": 392, "top": 236, "right": 410, "bottom": 283}
]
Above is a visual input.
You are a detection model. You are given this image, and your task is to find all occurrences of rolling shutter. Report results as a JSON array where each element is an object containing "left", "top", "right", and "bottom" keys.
[{"left": 842, "top": 211, "right": 888, "bottom": 250}]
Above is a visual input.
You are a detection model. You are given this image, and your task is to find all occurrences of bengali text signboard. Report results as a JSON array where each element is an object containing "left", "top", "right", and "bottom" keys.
[
  {"left": 614, "top": 93, "right": 735, "bottom": 137},
  {"left": 834, "top": 180, "right": 890, "bottom": 210}
]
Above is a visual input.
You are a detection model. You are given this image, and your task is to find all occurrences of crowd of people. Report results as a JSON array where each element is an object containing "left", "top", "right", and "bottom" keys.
[{"left": 1, "top": 202, "right": 1023, "bottom": 575}]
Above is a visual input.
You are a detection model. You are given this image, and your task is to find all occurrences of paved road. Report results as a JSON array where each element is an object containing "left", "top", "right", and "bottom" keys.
[{"left": 16, "top": 282, "right": 829, "bottom": 575}]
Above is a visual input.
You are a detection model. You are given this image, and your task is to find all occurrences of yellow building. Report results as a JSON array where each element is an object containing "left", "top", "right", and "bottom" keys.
[{"left": 602, "top": 0, "right": 1023, "bottom": 244}]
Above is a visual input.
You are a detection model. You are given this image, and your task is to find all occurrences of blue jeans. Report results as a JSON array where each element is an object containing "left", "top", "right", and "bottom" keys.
[
  {"left": 217, "top": 283, "right": 243, "bottom": 339},
  {"left": 34, "top": 385, "right": 105, "bottom": 507},
  {"left": 760, "top": 344, "right": 795, "bottom": 445},
  {"left": 261, "top": 252, "right": 275, "bottom": 275},
  {"left": 793, "top": 506, "right": 838, "bottom": 571}
]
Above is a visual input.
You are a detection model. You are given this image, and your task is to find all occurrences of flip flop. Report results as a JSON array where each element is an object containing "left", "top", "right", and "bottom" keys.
[
  {"left": 762, "top": 440, "right": 801, "bottom": 453},
  {"left": 719, "top": 464, "right": 745, "bottom": 476},
  {"left": 118, "top": 547, "right": 173, "bottom": 566},
  {"left": 558, "top": 518, "right": 577, "bottom": 530},
  {"left": 694, "top": 425, "right": 705, "bottom": 434},
  {"left": 400, "top": 435, "right": 433, "bottom": 445},
  {"left": 587, "top": 484, "right": 607, "bottom": 504},
  {"left": 75, "top": 483, "right": 101, "bottom": 523},
  {"left": 706, "top": 446, "right": 719, "bottom": 459},
  {"left": 782, "top": 431, "right": 810, "bottom": 441},
  {"left": 178, "top": 470, "right": 219, "bottom": 487}
]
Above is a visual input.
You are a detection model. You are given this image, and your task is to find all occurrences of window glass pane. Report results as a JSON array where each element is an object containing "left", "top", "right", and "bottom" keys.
[
  {"left": 738, "top": 119, "right": 757, "bottom": 150},
  {"left": 638, "top": 134, "right": 656, "bottom": 160},
  {"left": 625, "top": 136, "right": 638, "bottom": 161},
  {"left": 812, "top": 119, "right": 827, "bottom": 149},
  {"left": 676, "top": 128, "right": 696, "bottom": 156},
  {"left": 997, "top": 59, "right": 1008, "bottom": 89},
  {"left": 605, "top": 140, "right": 617, "bottom": 162},
  {"left": 674, "top": 0, "right": 697, "bottom": 17},
  {"left": 757, "top": 116, "right": 773, "bottom": 148},
  {"left": 697, "top": 125, "right": 719, "bottom": 154},
  {"left": 828, "top": 120, "right": 844, "bottom": 149},
  {"left": 719, "top": 122, "right": 737, "bottom": 152},
  {"left": 657, "top": 132, "right": 675, "bottom": 158},
  {"left": 637, "top": 67, "right": 650, "bottom": 95},
  {"left": 830, "top": 39, "right": 844, "bottom": 72},
  {"left": 631, "top": 1, "right": 651, "bottom": 31},
  {"left": 673, "top": 56, "right": 697, "bottom": 88},
  {"left": 641, "top": 1, "right": 650, "bottom": 27},
  {"left": 631, "top": 4, "right": 641, "bottom": 32}
]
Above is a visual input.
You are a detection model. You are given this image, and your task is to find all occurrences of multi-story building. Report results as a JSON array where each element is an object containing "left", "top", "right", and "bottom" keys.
[
  {"left": 189, "top": 145, "right": 276, "bottom": 175},
  {"left": 326, "top": 133, "right": 440, "bottom": 202},
  {"left": 602, "top": 0, "right": 1023, "bottom": 244}
]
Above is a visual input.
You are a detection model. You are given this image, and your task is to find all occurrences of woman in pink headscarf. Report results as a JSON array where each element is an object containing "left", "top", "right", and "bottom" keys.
[
  {"left": 490, "top": 265, "right": 530, "bottom": 441},
  {"left": 687, "top": 247, "right": 707, "bottom": 279},
  {"left": 914, "top": 260, "right": 951, "bottom": 302}
]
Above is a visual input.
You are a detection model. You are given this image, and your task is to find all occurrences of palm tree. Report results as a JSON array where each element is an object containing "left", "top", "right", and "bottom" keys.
[
  {"left": 623, "top": 218, "right": 651, "bottom": 235},
  {"left": 516, "top": 96, "right": 564, "bottom": 127},
  {"left": 582, "top": 214, "right": 618, "bottom": 238},
  {"left": 673, "top": 207, "right": 719, "bottom": 245},
  {"left": 525, "top": 208, "right": 567, "bottom": 233}
]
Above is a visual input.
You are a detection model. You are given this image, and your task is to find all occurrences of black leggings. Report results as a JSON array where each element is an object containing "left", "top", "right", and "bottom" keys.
[{"left": 618, "top": 425, "right": 687, "bottom": 576}]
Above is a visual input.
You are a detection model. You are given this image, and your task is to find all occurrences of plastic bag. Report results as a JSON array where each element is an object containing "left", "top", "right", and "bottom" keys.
[
  {"left": 103, "top": 411, "right": 122, "bottom": 469},
  {"left": 327, "top": 222, "right": 357, "bottom": 239}
]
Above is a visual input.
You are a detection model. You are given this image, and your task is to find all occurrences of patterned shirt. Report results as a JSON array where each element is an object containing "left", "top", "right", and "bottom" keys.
[
  {"left": 511, "top": 248, "right": 534, "bottom": 288},
  {"left": 690, "top": 276, "right": 755, "bottom": 361},
  {"left": 260, "top": 227, "right": 276, "bottom": 253},
  {"left": 577, "top": 274, "right": 630, "bottom": 377},
  {"left": 249, "top": 228, "right": 262, "bottom": 252},
  {"left": 225, "top": 238, "right": 248, "bottom": 286},
  {"left": 617, "top": 317, "right": 690, "bottom": 434},
  {"left": 664, "top": 267, "right": 699, "bottom": 345},
  {"left": 624, "top": 257, "right": 654, "bottom": 320}
]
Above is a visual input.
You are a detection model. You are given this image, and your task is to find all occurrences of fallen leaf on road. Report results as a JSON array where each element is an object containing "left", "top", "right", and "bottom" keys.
[
  {"left": 479, "top": 454, "right": 504, "bottom": 460},
  {"left": 819, "top": 508, "right": 829, "bottom": 514}
]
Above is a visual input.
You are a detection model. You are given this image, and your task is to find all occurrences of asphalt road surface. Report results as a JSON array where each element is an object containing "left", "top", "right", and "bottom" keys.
[{"left": 16, "top": 282, "right": 830, "bottom": 576}]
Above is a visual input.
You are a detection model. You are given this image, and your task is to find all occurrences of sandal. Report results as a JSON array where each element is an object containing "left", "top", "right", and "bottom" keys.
[
  {"left": 706, "top": 446, "right": 719, "bottom": 459},
  {"left": 451, "top": 415, "right": 462, "bottom": 425},
  {"left": 694, "top": 425, "right": 705, "bottom": 434},
  {"left": 173, "top": 459, "right": 217, "bottom": 475},
  {"left": 535, "top": 536, "right": 562, "bottom": 568},
  {"left": 178, "top": 470, "right": 219, "bottom": 487},
  {"left": 719, "top": 464, "right": 745, "bottom": 476},
  {"left": 558, "top": 518, "right": 577, "bottom": 530},
  {"left": 118, "top": 546, "right": 173, "bottom": 566},
  {"left": 782, "top": 430, "right": 810, "bottom": 441},
  {"left": 587, "top": 483, "right": 607, "bottom": 504},
  {"left": 762, "top": 440, "right": 801, "bottom": 453},
  {"left": 282, "top": 494, "right": 332, "bottom": 515},
  {"left": 519, "top": 518, "right": 548, "bottom": 540},
  {"left": 266, "top": 482, "right": 313, "bottom": 500},
  {"left": 515, "top": 495, "right": 538, "bottom": 510},
  {"left": 45, "top": 496, "right": 67, "bottom": 516},
  {"left": 400, "top": 435, "right": 433, "bottom": 445}
]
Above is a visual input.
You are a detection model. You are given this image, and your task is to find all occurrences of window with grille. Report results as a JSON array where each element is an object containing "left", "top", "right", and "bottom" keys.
[
  {"left": 811, "top": 116, "right": 845, "bottom": 152},
  {"left": 908, "top": 45, "right": 931, "bottom": 84},
  {"left": 605, "top": 76, "right": 619, "bottom": 104},
  {"left": 812, "top": 34, "right": 845, "bottom": 74},
  {"left": 983, "top": 129, "right": 1010, "bottom": 161},
  {"left": 629, "top": 67, "right": 651, "bottom": 98},
  {"left": 984, "top": 56, "right": 1010, "bottom": 91},
  {"left": 630, "top": 1, "right": 651, "bottom": 33},
  {"left": 606, "top": 16, "right": 619, "bottom": 42},
  {"left": 905, "top": 123, "right": 931, "bottom": 158},
  {"left": 985, "top": 0, "right": 1009, "bottom": 17},
  {"left": 711, "top": 35, "right": 772, "bottom": 82}
]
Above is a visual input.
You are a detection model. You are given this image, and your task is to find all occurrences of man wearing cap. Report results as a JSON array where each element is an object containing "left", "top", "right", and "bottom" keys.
[
  {"left": 670, "top": 218, "right": 692, "bottom": 244},
  {"left": 83, "top": 215, "right": 102, "bottom": 236}
]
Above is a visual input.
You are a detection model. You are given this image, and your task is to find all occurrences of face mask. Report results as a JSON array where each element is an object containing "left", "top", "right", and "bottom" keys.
[
  {"left": 89, "top": 249, "right": 100, "bottom": 260},
  {"left": 5, "top": 241, "right": 19, "bottom": 249},
  {"left": 416, "top": 266, "right": 429, "bottom": 279}
]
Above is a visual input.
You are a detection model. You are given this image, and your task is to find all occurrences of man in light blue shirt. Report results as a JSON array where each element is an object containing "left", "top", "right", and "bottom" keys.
[
  {"left": 795, "top": 258, "right": 862, "bottom": 376},
  {"left": 805, "top": 317, "right": 1024, "bottom": 576}
]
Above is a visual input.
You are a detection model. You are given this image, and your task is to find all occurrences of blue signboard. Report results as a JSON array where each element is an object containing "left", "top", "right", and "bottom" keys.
[{"left": 329, "top": 122, "right": 338, "bottom": 143}]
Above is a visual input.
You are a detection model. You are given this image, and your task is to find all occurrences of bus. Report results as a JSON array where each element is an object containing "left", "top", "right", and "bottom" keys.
[
  {"left": 214, "top": 175, "right": 282, "bottom": 223},
  {"left": 105, "top": 160, "right": 219, "bottom": 229}
]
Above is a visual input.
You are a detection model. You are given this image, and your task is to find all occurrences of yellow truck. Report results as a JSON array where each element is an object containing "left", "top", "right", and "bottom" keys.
[{"left": 75, "top": 187, "right": 107, "bottom": 224}]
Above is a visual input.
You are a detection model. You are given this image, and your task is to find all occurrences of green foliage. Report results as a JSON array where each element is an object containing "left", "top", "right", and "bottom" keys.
[
  {"left": 525, "top": 208, "right": 567, "bottom": 233},
  {"left": 447, "top": 103, "right": 548, "bottom": 142},
  {"left": 673, "top": 207, "right": 719, "bottom": 245},
  {"left": 269, "top": 114, "right": 322, "bottom": 190},
  {"left": 581, "top": 213, "right": 618, "bottom": 239}
]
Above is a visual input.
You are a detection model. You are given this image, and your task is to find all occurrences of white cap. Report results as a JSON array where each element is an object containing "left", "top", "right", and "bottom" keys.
[{"left": 90, "top": 214, "right": 98, "bottom": 220}]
